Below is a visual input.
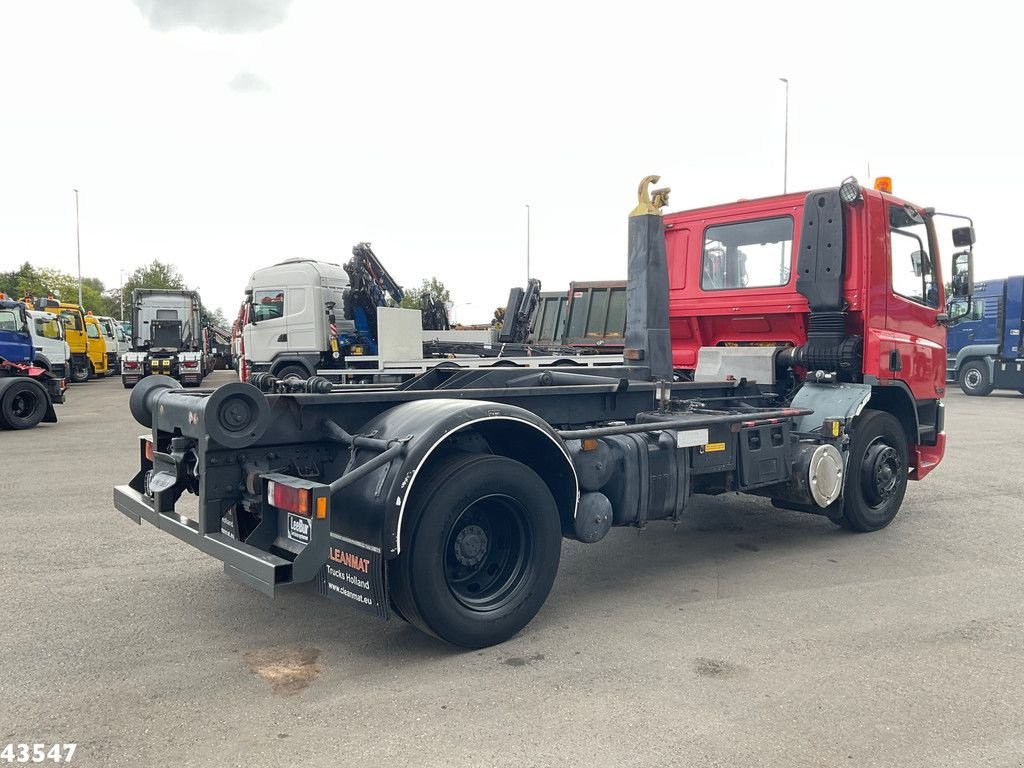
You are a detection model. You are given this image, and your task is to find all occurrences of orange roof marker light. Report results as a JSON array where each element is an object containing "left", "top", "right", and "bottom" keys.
[{"left": 874, "top": 176, "right": 893, "bottom": 194}]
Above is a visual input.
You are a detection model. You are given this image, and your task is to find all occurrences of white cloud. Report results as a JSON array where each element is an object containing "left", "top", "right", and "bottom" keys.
[
  {"left": 132, "top": 0, "right": 292, "bottom": 33},
  {"left": 229, "top": 71, "right": 271, "bottom": 93}
]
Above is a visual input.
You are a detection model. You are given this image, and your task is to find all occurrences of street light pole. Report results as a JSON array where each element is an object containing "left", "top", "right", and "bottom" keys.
[
  {"left": 525, "top": 204, "right": 531, "bottom": 284},
  {"left": 779, "top": 78, "right": 789, "bottom": 194},
  {"left": 73, "top": 188, "right": 82, "bottom": 308}
]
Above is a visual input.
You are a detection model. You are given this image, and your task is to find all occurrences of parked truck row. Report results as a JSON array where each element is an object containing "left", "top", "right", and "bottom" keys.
[{"left": 115, "top": 174, "right": 977, "bottom": 648}]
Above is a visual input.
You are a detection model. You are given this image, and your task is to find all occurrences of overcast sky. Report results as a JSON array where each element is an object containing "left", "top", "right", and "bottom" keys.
[{"left": 0, "top": 1, "right": 1018, "bottom": 323}]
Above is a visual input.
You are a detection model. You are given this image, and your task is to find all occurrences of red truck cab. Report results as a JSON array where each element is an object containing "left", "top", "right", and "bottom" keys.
[{"left": 663, "top": 178, "right": 973, "bottom": 481}]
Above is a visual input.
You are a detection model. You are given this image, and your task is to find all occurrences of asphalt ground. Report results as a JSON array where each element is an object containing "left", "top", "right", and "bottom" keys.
[{"left": 2, "top": 371, "right": 1022, "bottom": 767}]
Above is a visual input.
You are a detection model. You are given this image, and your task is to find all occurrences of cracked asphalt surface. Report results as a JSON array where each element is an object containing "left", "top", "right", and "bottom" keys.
[{"left": 2, "top": 371, "right": 1022, "bottom": 767}]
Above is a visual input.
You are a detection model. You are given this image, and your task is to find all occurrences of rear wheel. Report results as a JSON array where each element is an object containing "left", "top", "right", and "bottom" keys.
[
  {"left": 389, "top": 453, "right": 562, "bottom": 648},
  {"left": 833, "top": 409, "right": 909, "bottom": 532},
  {"left": 0, "top": 380, "right": 47, "bottom": 430},
  {"left": 959, "top": 361, "right": 993, "bottom": 396}
]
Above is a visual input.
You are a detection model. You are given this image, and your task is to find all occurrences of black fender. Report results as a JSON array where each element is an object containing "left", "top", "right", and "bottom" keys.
[
  {"left": 331, "top": 398, "right": 579, "bottom": 558},
  {"left": 270, "top": 355, "right": 317, "bottom": 378}
]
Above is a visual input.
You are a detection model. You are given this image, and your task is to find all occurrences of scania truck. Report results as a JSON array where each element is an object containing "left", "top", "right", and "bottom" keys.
[
  {"left": 115, "top": 176, "right": 973, "bottom": 648},
  {"left": 121, "top": 289, "right": 206, "bottom": 388}
]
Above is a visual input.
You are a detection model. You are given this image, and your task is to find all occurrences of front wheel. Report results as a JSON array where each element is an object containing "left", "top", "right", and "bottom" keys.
[
  {"left": 834, "top": 409, "right": 909, "bottom": 532},
  {"left": 389, "top": 454, "right": 562, "bottom": 648},
  {"left": 959, "top": 361, "right": 993, "bottom": 396},
  {"left": 69, "top": 362, "right": 89, "bottom": 384}
]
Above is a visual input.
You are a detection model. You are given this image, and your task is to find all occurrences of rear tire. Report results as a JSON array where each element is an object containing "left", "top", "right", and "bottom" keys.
[
  {"left": 833, "top": 409, "right": 909, "bottom": 532},
  {"left": 0, "top": 380, "right": 47, "bottom": 430},
  {"left": 959, "top": 361, "right": 993, "bottom": 396},
  {"left": 389, "top": 453, "right": 562, "bottom": 648}
]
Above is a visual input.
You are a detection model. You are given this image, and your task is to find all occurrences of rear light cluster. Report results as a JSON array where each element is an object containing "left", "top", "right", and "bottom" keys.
[
  {"left": 124, "top": 360, "right": 139, "bottom": 370},
  {"left": 143, "top": 438, "right": 154, "bottom": 461},
  {"left": 267, "top": 480, "right": 327, "bottom": 519},
  {"left": 182, "top": 360, "right": 199, "bottom": 369}
]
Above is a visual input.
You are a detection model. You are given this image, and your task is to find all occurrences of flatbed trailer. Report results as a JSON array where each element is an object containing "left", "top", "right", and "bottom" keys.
[{"left": 114, "top": 176, "right": 975, "bottom": 648}]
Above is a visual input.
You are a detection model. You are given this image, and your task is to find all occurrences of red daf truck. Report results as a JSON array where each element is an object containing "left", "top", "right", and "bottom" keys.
[{"left": 114, "top": 176, "right": 974, "bottom": 648}]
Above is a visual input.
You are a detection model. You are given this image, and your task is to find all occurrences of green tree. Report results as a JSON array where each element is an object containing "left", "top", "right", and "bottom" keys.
[
  {"left": 120, "top": 260, "right": 186, "bottom": 312},
  {"left": 399, "top": 277, "right": 451, "bottom": 310}
]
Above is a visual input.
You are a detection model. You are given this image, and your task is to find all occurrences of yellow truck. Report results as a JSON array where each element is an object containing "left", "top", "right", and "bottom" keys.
[
  {"left": 84, "top": 314, "right": 109, "bottom": 378},
  {"left": 38, "top": 299, "right": 107, "bottom": 381}
]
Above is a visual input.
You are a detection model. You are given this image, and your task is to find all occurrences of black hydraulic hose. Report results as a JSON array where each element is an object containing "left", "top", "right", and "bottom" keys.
[
  {"left": 328, "top": 441, "right": 405, "bottom": 495},
  {"left": 321, "top": 419, "right": 394, "bottom": 453},
  {"left": 556, "top": 408, "right": 813, "bottom": 440}
]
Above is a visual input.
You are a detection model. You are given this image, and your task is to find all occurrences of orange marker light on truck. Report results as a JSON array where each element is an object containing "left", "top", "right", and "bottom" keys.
[{"left": 874, "top": 176, "right": 893, "bottom": 193}]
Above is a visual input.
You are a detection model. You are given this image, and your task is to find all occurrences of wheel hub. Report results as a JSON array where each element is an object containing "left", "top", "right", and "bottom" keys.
[
  {"left": 965, "top": 369, "right": 982, "bottom": 389},
  {"left": 862, "top": 443, "right": 901, "bottom": 505},
  {"left": 454, "top": 524, "right": 488, "bottom": 567}
]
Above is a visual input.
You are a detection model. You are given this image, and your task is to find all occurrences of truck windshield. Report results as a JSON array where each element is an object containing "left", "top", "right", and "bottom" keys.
[
  {"left": 34, "top": 316, "right": 63, "bottom": 339},
  {"left": 0, "top": 308, "right": 27, "bottom": 333},
  {"left": 701, "top": 216, "right": 793, "bottom": 290},
  {"left": 59, "top": 310, "right": 83, "bottom": 331},
  {"left": 253, "top": 290, "right": 285, "bottom": 321}
]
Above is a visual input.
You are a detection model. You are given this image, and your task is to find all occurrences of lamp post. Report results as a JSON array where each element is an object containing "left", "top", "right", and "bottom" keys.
[
  {"left": 73, "top": 188, "right": 82, "bottom": 308},
  {"left": 779, "top": 78, "right": 789, "bottom": 193},
  {"left": 524, "top": 203, "right": 531, "bottom": 284},
  {"left": 119, "top": 269, "right": 127, "bottom": 321}
]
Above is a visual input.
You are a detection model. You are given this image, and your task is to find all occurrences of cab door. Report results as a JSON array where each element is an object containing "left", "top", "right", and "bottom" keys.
[
  {"left": 243, "top": 288, "right": 288, "bottom": 365},
  {"left": 884, "top": 202, "right": 947, "bottom": 399}
]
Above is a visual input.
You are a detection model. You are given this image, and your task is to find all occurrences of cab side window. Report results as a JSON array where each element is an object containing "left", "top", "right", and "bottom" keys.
[
  {"left": 253, "top": 289, "right": 285, "bottom": 321},
  {"left": 889, "top": 204, "right": 939, "bottom": 308}
]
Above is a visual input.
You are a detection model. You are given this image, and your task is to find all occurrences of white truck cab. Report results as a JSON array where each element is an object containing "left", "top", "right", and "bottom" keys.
[
  {"left": 27, "top": 310, "right": 71, "bottom": 381},
  {"left": 96, "top": 316, "right": 128, "bottom": 371},
  {"left": 243, "top": 258, "right": 353, "bottom": 379}
]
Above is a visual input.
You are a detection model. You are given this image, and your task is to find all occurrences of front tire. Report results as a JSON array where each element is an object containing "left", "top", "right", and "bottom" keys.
[
  {"left": 834, "top": 409, "right": 909, "bottom": 532},
  {"left": 959, "top": 361, "right": 993, "bottom": 396},
  {"left": 275, "top": 365, "right": 309, "bottom": 381},
  {"left": 389, "top": 453, "right": 562, "bottom": 648},
  {"left": 70, "top": 361, "right": 89, "bottom": 383}
]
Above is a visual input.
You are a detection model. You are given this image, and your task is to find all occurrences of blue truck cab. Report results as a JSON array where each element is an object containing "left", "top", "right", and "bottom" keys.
[
  {"left": 0, "top": 297, "right": 33, "bottom": 364},
  {"left": 947, "top": 275, "right": 1024, "bottom": 395}
]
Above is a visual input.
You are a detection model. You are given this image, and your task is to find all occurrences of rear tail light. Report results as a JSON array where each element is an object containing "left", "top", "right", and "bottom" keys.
[
  {"left": 182, "top": 360, "right": 198, "bottom": 369},
  {"left": 143, "top": 437, "right": 154, "bottom": 462},
  {"left": 266, "top": 479, "right": 328, "bottom": 519},
  {"left": 268, "top": 480, "right": 309, "bottom": 515},
  {"left": 124, "top": 360, "right": 139, "bottom": 370}
]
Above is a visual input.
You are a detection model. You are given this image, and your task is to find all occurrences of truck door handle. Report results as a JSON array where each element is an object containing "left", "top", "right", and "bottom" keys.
[{"left": 967, "top": 333, "right": 975, "bottom": 340}]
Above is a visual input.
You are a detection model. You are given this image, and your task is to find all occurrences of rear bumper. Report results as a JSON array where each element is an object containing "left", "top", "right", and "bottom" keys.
[{"left": 113, "top": 484, "right": 292, "bottom": 596}]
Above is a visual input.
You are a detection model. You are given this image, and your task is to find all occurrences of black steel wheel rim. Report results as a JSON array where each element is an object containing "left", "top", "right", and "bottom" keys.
[
  {"left": 861, "top": 438, "right": 902, "bottom": 507},
  {"left": 444, "top": 494, "right": 532, "bottom": 612},
  {"left": 11, "top": 390, "right": 39, "bottom": 420}
]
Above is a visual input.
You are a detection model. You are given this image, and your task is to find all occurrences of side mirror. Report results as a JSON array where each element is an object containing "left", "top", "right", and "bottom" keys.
[
  {"left": 951, "top": 250, "right": 974, "bottom": 299},
  {"left": 952, "top": 226, "right": 975, "bottom": 248}
]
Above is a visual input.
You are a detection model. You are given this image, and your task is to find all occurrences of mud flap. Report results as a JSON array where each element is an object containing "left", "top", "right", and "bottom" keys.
[{"left": 316, "top": 534, "right": 390, "bottom": 619}]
